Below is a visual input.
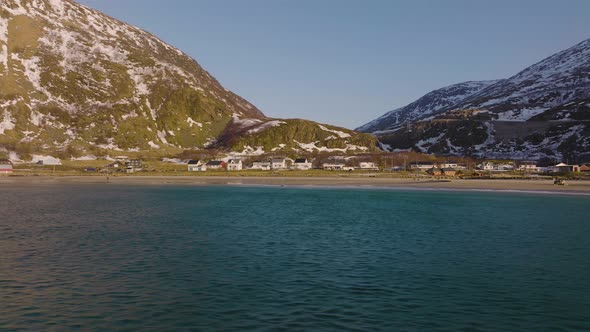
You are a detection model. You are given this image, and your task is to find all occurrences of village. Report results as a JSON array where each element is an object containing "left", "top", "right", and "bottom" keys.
[{"left": 2, "top": 153, "right": 589, "bottom": 180}]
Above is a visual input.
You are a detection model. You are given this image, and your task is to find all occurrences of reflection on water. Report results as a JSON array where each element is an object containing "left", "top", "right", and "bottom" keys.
[{"left": 1, "top": 184, "right": 589, "bottom": 331}]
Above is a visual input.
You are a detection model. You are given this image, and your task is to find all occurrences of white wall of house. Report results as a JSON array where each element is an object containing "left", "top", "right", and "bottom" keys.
[
  {"left": 251, "top": 162, "right": 272, "bottom": 170},
  {"left": 410, "top": 164, "right": 434, "bottom": 170},
  {"left": 323, "top": 163, "right": 345, "bottom": 170},
  {"left": 440, "top": 163, "right": 458, "bottom": 169},
  {"left": 359, "top": 162, "right": 378, "bottom": 169},
  {"left": 518, "top": 164, "right": 539, "bottom": 171},
  {"left": 481, "top": 162, "right": 494, "bottom": 171},
  {"left": 271, "top": 159, "right": 288, "bottom": 170},
  {"left": 292, "top": 162, "right": 313, "bottom": 170},
  {"left": 496, "top": 164, "right": 514, "bottom": 171},
  {"left": 188, "top": 164, "right": 207, "bottom": 172},
  {"left": 227, "top": 160, "right": 243, "bottom": 171}
]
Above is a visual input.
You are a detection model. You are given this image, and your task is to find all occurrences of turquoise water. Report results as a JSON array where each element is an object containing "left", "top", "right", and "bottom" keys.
[{"left": 1, "top": 184, "right": 589, "bottom": 331}]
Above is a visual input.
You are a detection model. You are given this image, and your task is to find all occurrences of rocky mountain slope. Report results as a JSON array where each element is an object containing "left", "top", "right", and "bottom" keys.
[
  {"left": 359, "top": 38, "right": 590, "bottom": 161},
  {"left": 356, "top": 80, "right": 499, "bottom": 133},
  {"left": 0, "top": 0, "right": 376, "bottom": 160}
]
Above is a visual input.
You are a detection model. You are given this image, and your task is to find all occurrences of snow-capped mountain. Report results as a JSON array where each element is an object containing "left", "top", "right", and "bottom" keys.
[
  {"left": 458, "top": 38, "right": 590, "bottom": 121},
  {"left": 356, "top": 80, "right": 499, "bottom": 133},
  {"left": 0, "top": 0, "right": 376, "bottom": 160},
  {"left": 359, "top": 38, "right": 590, "bottom": 161}
]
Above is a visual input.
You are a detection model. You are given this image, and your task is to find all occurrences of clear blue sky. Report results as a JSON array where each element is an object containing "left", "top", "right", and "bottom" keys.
[{"left": 78, "top": 0, "right": 590, "bottom": 129}]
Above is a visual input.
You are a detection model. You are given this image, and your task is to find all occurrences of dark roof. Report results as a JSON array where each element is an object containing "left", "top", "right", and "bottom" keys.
[
  {"left": 294, "top": 159, "right": 307, "bottom": 163},
  {"left": 0, "top": 159, "right": 13, "bottom": 165},
  {"left": 206, "top": 161, "right": 224, "bottom": 166},
  {"left": 410, "top": 161, "right": 434, "bottom": 165},
  {"left": 188, "top": 160, "right": 201, "bottom": 165}
]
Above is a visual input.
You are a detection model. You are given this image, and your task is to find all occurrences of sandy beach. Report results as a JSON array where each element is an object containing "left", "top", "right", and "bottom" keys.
[{"left": 2, "top": 175, "right": 590, "bottom": 195}]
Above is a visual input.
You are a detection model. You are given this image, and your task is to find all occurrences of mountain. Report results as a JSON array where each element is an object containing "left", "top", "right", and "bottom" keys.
[
  {"left": 356, "top": 80, "right": 499, "bottom": 133},
  {"left": 359, "top": 38, "right": 590, "bottom": 161},
  {"left": 0, "top": 0, "right": 377, "bottom": 160}
]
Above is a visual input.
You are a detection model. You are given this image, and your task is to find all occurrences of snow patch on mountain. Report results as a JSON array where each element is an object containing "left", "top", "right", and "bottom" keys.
[
  {"left": 0, "top": 110, "right": 15, "bottom": 134},
  {"left": 186, "top": 117, "right": 203, "bottom": 128},
  {"left": 496, "top": 108, "right": 548, "bottom": 121},
  {"left": 294, "top": 140, "right": 369, "bottom": 153},
  {"left": 232, "top": 114, "right": 263, "bottom": 127},
  {"left": 247, "top": 120, "right": 286, "bottom": 134},
  {"left": 318, "top": 124, "right": 351, "bottom": 138},
  {"left": 415, "top": 133, "right": 445, "bottom": 153}
]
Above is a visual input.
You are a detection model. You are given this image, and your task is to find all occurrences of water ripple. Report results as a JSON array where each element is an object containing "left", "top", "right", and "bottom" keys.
[{"left": 1, "top": 184, "right": 589, "bottom": 331}]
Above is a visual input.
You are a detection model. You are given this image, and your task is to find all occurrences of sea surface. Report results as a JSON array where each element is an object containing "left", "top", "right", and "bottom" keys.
[{"left": 1, "top": 184, "right": 589, "bottom": 331}]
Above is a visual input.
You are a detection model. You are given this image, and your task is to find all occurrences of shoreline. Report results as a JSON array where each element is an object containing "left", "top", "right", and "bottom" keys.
[{"left": 2, "top": 175, "right": 590, "bottom": 196}]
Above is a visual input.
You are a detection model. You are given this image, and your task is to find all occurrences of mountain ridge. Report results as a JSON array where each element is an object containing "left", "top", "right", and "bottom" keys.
[
  {"left": 358, "top": 37, "right": 590, "bottom": 161},
  {"left": 356, "top": 80, "right": 500, "bottom": 133}
]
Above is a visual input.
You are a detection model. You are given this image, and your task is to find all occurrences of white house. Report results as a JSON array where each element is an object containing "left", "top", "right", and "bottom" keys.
[
  {"left": 518, "top": 162, "right": 539, "bottom": 172},
  {"left": 359, "top": 162, "right": 379, "bottom": 170},
  {"left": 555, "top": 163, "right": 580, "bottom": 173},
  {"left": 439, "top": 162, "right": 458, "bottom": 169},
  {"left": 227, "top": 159, "right": 243, "bottom": 171},
  {"left": 125, "top": 159, "right": 143, "bottom": 173},
  {"left": 479, "top": 162, "right": 495, "bottom": 171},
  {"left": 323, "top": 162, "right": 348, "bottom": 171},
  {"left": 187, "top": 160, "right": 207, "bottom": 172},
  {"left": 496, "top": 163, "right": 514, "bottom": 171},
  {"left": 0, "top": 159, "right": 13, "bottom": 174},
  {"left": 271, "top": 158, "right": 290, "bottom": 170},
  {"left": 251, "top": 161, "right": 272, "bottom": 170},
  {"left": 292, "top": 158, "right": 313, "bottom": 170}
]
